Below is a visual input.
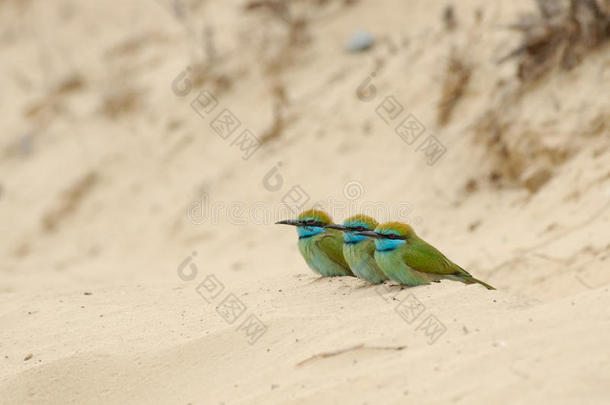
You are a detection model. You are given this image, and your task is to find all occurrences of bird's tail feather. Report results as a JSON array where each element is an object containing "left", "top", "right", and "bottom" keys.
[{"left": 463, "top": 276, "right": 496, "bottom": 290}]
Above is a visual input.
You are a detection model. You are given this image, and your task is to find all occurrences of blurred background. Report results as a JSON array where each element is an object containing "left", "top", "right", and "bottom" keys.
[{"left": 1, "top": 0, "right": 609, "bottom": 403}]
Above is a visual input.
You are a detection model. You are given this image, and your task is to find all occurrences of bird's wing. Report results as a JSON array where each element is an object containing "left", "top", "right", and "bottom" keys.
[
  {"left": 403, "top": 238, "right": 470, "bottom": 276},
  {"left": 314, "top": 232, "right": 350, "bottom": 270}
]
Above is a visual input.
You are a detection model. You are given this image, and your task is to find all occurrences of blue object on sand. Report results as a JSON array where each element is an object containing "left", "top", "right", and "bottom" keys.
[{"left": 345, "top": 30, "right": 374, "bottom": 53}]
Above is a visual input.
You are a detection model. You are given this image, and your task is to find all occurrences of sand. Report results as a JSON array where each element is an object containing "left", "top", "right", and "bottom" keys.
[{"left": 1, "top": 0, "right": 609, "bottom": 404}]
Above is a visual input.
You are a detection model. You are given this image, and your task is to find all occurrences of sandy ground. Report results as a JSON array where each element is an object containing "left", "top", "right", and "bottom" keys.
[{"left": 1, "top": 0, "right": 609, "bottom": 404}]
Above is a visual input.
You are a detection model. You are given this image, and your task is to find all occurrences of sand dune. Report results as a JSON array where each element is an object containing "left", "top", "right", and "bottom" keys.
[
  {"left": 1, "top": 0, "right": 609, "bottom": 403},
  {"left": 2, "top": 278, "right": 609, "bottom": 404}
]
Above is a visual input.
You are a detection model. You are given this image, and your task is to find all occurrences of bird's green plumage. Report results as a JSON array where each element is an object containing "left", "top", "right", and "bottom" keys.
[
  {"left": 343, "top": 238, "right": 387, "bottom": 283},
  {"left": 297, "top": 209, "right": 333, "bottom": 225},
  {"left": 373, "top": 222, "right": 495, "bottom": 289},
  {"left": 278, "top": 209, "right": 353, "bottom": 277},
  {"left": 298, "top": 228, "right": 353, "bottom": 277},
  {"left": 340, "top": 215, "right": 387, "bottom": 284},
  {"left": 374, "top": 245, "right": 442, "bottom": 285}
]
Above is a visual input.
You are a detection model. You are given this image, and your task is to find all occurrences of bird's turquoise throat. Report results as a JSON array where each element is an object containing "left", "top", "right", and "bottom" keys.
[
  {"left": 297, "top": 226, "right": 325, "bottom": 239},
  {"left": 375, "top": 238, "right": 406, "bottom": 252},
  {"left": 343, "top": 232, "right": 368, "bottom": 244}
]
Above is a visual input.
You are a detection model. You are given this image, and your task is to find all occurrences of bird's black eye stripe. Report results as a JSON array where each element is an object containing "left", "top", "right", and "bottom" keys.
[{"left": 305, "top": 220, "right": 325, "bottom": 227}]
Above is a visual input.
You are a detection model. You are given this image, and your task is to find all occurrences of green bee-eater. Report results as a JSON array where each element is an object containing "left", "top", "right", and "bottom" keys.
[
  {"left": 356, "top": 222, "right": 495, "bottom": 289},
  {"left": 325, "top": 214, "right": 388, "bottom": 284},
  {"left": 276, "top": 209, "right": 353, "bottom": 277}
]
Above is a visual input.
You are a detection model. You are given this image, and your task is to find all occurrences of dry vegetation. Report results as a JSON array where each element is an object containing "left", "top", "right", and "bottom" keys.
[
  {"left": 437, "top": 51, "right": 472, "bottom": 126},
  {"left": 472, "top": 0, "right": 610, "bottom": 192},
  {"left": 502, "top": 0, "right": 610, "bottom": 82}
]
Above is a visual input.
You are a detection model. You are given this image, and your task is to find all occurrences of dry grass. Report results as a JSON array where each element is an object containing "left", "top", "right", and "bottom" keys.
[
  {"left": 42, "top": 171, "right": 99, "bottom": 233},
  {"left": 437, "top": 51, "right": 472, "bottom": 126},
  {"left": 501, "top": 0, "right": 610, "bottom": 82}
]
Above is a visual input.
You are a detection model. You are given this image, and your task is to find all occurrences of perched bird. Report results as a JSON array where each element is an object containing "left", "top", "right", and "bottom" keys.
[
  {"left": 325, "top": 214, "right": 388, "bottom": 284},
  {"left": 356, "top": 222, "right": 495, "bottom": 289},
  {"left": 276, "top": 209, "right": 353, "bottom": 277}
]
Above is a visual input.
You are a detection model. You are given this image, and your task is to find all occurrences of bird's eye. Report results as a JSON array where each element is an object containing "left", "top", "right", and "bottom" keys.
[{"left": 357, "top": 226, "right": 366, "bottom": 232}]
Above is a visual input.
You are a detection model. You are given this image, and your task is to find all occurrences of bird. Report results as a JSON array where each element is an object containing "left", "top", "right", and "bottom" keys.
[
  {"left": 325, "top": 214, "right": 388, "bottom": 284},
  {"left": 355, "top": 222, "right": 495, "bottom": 289},
  {"left": 276, "top": 209, "right": 353, "bottom": 277}
]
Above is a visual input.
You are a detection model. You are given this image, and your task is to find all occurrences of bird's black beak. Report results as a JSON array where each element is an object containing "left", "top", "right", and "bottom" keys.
[
  {"left": 354, "top": 230, "right": 383, "bottom": 238},
  {"left": 324, "top": 224, "right": 348, "bottom": 231},
  {"left": 275, "top": 219, "right": 301, "bottom": 226}
]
